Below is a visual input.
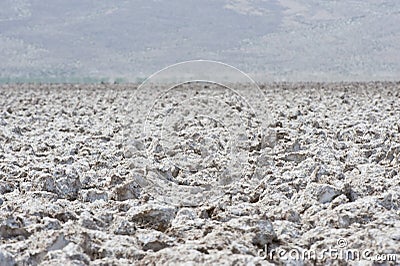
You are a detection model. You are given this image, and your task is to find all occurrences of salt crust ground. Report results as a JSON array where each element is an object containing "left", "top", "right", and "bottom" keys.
[{"left": 0, "top": 82, "right": 399, "bottom": 265}]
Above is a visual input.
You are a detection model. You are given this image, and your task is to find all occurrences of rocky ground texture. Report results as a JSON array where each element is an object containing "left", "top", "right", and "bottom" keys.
[{"left": 0, "top": 82, "right": 399, "bottom": 265}]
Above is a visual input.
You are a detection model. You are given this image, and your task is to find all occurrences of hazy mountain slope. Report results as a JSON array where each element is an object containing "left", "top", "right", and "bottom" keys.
[{"left": 0, "top": 0, "right": 399, "bottom": 82}]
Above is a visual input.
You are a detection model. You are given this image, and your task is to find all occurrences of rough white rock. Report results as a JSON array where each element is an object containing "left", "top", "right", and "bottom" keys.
[
  {"left": 0, "top": 83, "right": 399, "bottom": 264},
  {"left": 0, "top": 250, "right": 16, "bottom": 266}
]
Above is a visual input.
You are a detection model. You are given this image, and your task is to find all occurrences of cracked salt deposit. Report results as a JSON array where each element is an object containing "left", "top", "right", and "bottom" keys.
[{"left": 0, "top": 82, "right": 399, "bottom": 265}]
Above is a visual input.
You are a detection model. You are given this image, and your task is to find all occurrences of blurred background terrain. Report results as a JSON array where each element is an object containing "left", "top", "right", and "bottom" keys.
[{"left": 1, "top": 0, "right": 399, "bottom": 83}]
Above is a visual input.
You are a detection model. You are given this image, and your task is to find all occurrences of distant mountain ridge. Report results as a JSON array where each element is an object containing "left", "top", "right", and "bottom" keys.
[{"left": 1, "top": 0, "right": 399, "bottom": 82}]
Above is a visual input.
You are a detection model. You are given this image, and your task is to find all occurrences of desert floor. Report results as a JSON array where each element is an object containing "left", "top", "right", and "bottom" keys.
[{"left": 0, "top": 82, "right": 399, "bottom": 265}]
